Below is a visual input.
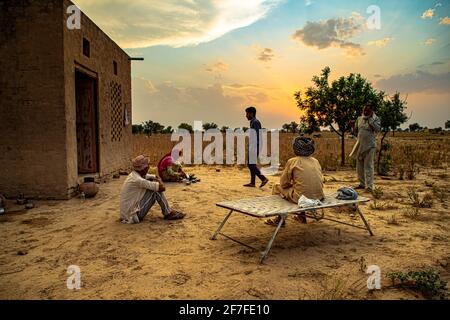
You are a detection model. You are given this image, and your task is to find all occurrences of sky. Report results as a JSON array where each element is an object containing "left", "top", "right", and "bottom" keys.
[{"left": 73, "top": 0, "right": 450, "bottom": 129}]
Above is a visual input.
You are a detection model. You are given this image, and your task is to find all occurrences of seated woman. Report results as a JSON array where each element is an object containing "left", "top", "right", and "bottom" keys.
[
  {"left": 266, "top": 137, "right": 325, "bottom": 226},
  {"left": 157, "top": 149, "right": 187, "bottom": 182}
]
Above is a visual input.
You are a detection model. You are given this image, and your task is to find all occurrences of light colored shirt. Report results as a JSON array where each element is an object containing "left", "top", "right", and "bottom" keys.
[
  {"left": 351, "top": 113, "right": 381, "bottom": 158},
  {"left": 278, "top": 156, "right": 325, "bottom": 203},
  {"left": 120, "top": 171, "right": 159, "bottom": 223}
]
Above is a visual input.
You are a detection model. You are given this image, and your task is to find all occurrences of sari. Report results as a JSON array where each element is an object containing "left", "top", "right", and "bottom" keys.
[{"left": 157, "top": 151, "right": 183, "bottom": 182}]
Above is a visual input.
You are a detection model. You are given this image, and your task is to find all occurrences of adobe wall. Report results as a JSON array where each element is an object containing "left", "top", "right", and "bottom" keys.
[
  {"left": 62, "top": 0, "right": 133, "bottom": 193},
  {"left": 0, "top": 0, "right": 68, "bottom": 199}
]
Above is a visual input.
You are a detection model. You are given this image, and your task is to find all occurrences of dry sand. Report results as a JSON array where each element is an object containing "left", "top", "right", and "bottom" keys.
[{"left": 0, "top": 166, "right": 449, "bottom": 300}]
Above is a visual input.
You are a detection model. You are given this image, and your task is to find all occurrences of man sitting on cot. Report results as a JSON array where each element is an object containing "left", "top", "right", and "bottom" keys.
[
  {"left": 120, "top": 155, "right": 186, "bottom": 224},
  {"left": 266, "top": 137, "right": 325, "bottom": 226}
]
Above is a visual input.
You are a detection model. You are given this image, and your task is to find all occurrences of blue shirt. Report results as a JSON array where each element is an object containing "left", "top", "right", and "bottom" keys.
[{"left": 249, "top": 117, "right": 262, "bottom": 152}]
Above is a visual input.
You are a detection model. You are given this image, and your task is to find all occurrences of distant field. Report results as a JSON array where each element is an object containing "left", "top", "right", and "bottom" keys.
[{"left": 133, "top": 132, "right": 450, "bottom": 172}]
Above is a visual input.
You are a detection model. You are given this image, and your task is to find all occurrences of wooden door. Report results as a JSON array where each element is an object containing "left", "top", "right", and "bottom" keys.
[{"left": 75, "top": 71, "right": 99, "bottom": 174}]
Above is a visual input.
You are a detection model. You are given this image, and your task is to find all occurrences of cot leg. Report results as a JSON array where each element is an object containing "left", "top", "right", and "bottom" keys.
[
  {"left": 356, "top": 205, "right": 374, "bottom": 236},
  {"left": 211, "top": 210, "right": 233, "bottom": 240},
  {"left": 260, "top": 215, "right": 286, "bottom": 264}
]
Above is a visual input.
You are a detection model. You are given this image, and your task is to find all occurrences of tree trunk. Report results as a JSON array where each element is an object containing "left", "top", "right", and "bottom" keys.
[
  {"left": 377, "top": 131, "right": 389, "bottom": 175},
  {"left": 341, "top": 133, "right": 346, "bottom": 166}
]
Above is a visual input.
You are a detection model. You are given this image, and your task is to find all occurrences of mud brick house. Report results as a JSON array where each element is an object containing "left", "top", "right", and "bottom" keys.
[{"left": 0, "top": 0, "right": 133, "bottom": 199}]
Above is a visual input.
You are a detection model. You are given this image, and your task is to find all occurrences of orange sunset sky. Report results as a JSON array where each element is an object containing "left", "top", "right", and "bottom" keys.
[{"left": 73, "top": 0, "right": 450, "bottom": 129}]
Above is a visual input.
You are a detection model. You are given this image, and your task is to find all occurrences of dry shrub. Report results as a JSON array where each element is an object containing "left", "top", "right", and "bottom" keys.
[
  {"left": 407, "top": 187, "right": 434, "bottom": 208},
  {"left": 424, "top": 180, "right": 435, "bottom": 188},
  {"left": 370, "top": 201, "right": 399, "bottom": 211},
  {"left": 372, "top": 186, "right": 384, "bottom": 199},
  {"left": 432, "top": 186, "right": 448, "bottom": 203},
  {"left": 387, "top": 214, "right": 400, "bottom": 225},
  {"left": 403, "top": 207, "right": 420, "bottom": 219}
]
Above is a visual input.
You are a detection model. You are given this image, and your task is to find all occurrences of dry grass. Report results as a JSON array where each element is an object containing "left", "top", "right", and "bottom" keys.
[
  {"left": 133, "top": 132, "right": 450, "bottom": 172},
  {"left": 370, "top": 200, "right": 400, "bottom": 211}
]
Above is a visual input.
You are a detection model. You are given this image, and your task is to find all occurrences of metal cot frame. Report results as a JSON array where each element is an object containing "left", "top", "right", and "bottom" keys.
[{"left": 211, "top": 195, "right": 373, "bottom": 264}]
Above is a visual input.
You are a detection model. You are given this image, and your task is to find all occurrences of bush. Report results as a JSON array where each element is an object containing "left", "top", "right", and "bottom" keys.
[
  {"left": 407, "top": 187, "right": 433, "bottom": 208},
  {"left": 378, "top": 142, "right": 392, "bottom": 176},
  {"left": 372, "top": 186, "right": 384, "bottom": 199},
  {"left": 387, "top": 270, "right": 448, "bottom": 300},
  {"left": 403, "top": 207, "right": 420, "bottom": 219}
]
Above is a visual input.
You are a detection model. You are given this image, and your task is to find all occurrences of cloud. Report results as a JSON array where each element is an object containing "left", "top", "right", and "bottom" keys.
[
  {"left": 418, "top": 61, "right": 445, "bottom": 68},
  {"left": 305, "top": 0, "right": 313, "bottom": 6},
  {"left": 440, "top": 16, "right": 450, "bottom": 25},
  {"left": 291, "top": 13, "right": 365, "bottom": 56},
  {"left": 73, "top": 0, "right": 282, "bottom": 48},
  {"left": 368, "top": 37, "right": 393, "bottom": 48},
  {"left": 422, "top": 38, "right": 436, "bottom": 46},
  {"left": 421, "top": 8, "right": 435, "bottom": 19},
  {"left": 257, "top": 48, "right": 275, "bottom": 62},
  {"left": 205, "top": 61, "right": 229, "bottom": 73},
  {"left": 376, "top": 70, "right": 450, "bottom": 94},
  {"left": 131, "top": 78, "right": 292, "bottom": 128}
]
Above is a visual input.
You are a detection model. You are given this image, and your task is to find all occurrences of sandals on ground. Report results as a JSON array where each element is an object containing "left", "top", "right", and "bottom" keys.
[
  {"left": 164, "top": 211, "right": 186, "bottom": 220},
  {"left": 293, "top": 213, "right": 308, "bottom": 224},
  {"left": 265, "top": 216, "right": 286, "bottom": 227}
]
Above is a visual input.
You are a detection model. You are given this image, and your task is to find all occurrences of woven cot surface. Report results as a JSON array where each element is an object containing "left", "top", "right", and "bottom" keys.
[{"left": 216, "top": 194, "right": 370, "bottom": 217}]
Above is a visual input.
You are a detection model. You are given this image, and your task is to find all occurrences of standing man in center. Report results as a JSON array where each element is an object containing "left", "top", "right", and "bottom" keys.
[{"left": 244, "top": 106, "right": 269, "bottom": 188}]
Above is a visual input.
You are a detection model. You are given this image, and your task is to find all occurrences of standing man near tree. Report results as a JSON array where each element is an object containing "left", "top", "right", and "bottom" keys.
[
  {"left": 244, "top": 106, "right": 269, "bottom": 188},
  {"left": 350, "top": 103, "right": 381, "bottom": 193}
]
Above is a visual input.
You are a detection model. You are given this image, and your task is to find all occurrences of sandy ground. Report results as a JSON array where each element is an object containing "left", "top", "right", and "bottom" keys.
[{"left": 0, "top": 166, "right": 449, "bottom": 300}]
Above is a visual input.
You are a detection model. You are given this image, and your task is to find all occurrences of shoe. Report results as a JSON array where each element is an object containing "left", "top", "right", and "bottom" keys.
[
  {"left": 265, "top": 216, "right": 286, "bottom": 227},
  {"left": 354, "top": 184, "right": 365, "bottom": 190},
  {"left": 260, "top": 179, "right": 269, "bottom": 188},
  {"left": 244, "top": 183, "right": 256, "bottom": 188},
  {"left": 164, "top": 211, "right": 186, "bottom": 220},
  {"left": 293, "top": 214, "right": 307, "bottom": 224}
]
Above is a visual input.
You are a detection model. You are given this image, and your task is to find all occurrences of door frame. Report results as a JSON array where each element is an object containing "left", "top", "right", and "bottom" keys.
[{"left": 75, "top": 66, "right": 100, "bottom": 175}]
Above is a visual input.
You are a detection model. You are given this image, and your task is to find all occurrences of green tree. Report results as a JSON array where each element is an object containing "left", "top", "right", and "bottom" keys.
[
  {"left": 161, "top": 126, "right": 174, "bottom": 134},
  {"left": 132, "top": 124, "right": 144, "bottom": 134},
  {"left": 445, "top": 120, "right": 450, "bottom": 130},
  {"left": 142, "top": 120, "right": 165, "bottom": 136},
  {"left": 220, "top": 126, "right": 229, "bottom": 133},
  {"left": 203, "top": 122, "right": 219, "bottom": 131},
  {"left": 295, "top": 67, "right": 384, "bottom": 165},
  {"left": 430, "top": 127, "right": 443, "bottom": 134},
  {"left": 299, "top": 115, "right": 320, "bottom": 135},
  {"left": 377, "top": 93, "right": 408, "bottom": 174},
  {"left": 178, "top": 123, "right": 193, "bottom": 133},
  {"left": 281, "top": 122, "right": 299, "bottom": 133},
  {"left": 409, "top": 123, "right": 422, "bottom": 132}
]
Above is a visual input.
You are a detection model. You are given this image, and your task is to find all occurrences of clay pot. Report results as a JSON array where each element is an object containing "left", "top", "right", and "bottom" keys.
[{"left": 79, "top": 182, "right": 99, "bottom": 198}]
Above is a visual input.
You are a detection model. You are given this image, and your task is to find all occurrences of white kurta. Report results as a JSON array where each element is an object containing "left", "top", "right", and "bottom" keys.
[
  {"left": 350, "top": 113, "right": 381, "bottom": 159},
  {"left": 120, "top": 171, "right": 159, "bottom": 223}
]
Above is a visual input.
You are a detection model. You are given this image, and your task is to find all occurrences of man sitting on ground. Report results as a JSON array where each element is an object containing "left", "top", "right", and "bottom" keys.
[
  {"left": 266, "top": 137, "right": 325, "bottom": 226},
  {"left": 120, "top": 155, "right": 186, "bottom": 224}
]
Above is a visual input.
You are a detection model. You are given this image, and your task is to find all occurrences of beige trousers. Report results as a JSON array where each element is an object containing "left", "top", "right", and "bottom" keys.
[{"left": 357, "top": 148, "right": 375, "bottom": 190}]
